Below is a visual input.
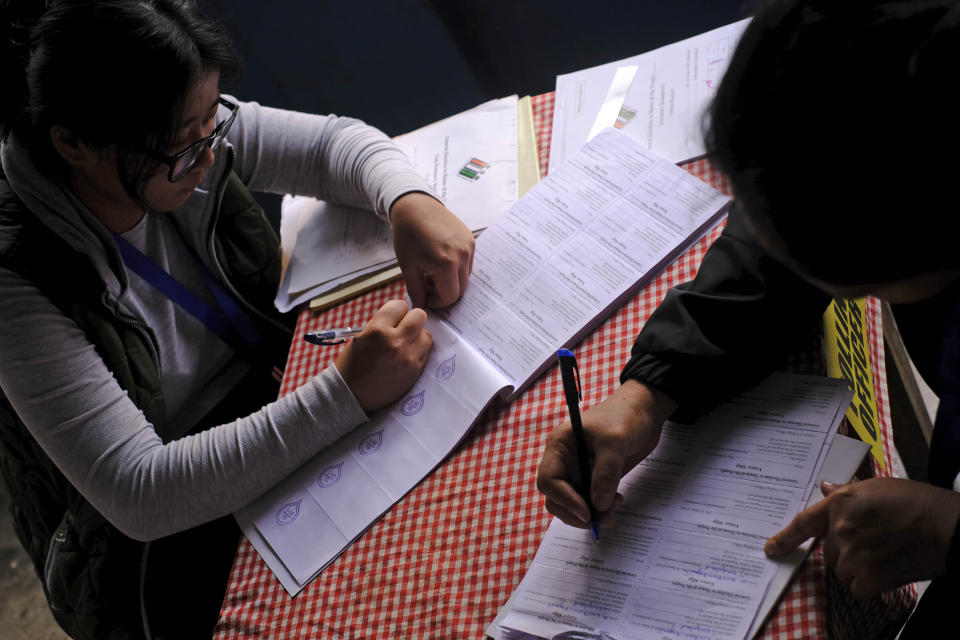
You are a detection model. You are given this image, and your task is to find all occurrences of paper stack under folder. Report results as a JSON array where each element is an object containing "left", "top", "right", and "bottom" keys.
[{"left": 274, "top": 94, "right": 542, "bottom": 313}]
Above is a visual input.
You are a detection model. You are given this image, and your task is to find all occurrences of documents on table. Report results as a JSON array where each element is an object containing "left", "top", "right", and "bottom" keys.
[
  {"left": 746, "top": 433, "right": 870, "bottom": 639},
  {"left": 274, "top": 95, "right": 521, "bottom": 313},
  {"left": 489, "top": 372, "right": 856, "bottom": 640},
  {"left": 236, "top": 126, "right": 730, "bottom": 595},
  {"left": 550, "top": 18, "right": 750, "bottom": 170},
  {"left": 435, "top": 125, "right": 729, "bottom": 391}
]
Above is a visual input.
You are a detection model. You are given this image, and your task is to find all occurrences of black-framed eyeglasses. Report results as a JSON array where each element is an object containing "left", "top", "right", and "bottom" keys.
[{"left": 147, "top": 96, "right": 239, "bottom": 183}]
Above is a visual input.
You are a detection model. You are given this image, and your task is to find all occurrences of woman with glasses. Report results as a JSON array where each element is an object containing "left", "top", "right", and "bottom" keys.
[{"left": 0, "top": 0, "right": 474, "bottom": 638}]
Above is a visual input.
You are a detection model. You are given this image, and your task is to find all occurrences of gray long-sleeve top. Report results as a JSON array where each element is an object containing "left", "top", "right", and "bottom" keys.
[{"left": 0, "top": 98, "right": 436, "bottom": 541}]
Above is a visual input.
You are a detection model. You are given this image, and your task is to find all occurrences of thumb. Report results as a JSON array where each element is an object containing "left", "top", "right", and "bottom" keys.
[
  {"left": 591, "top": 448, "right": 626, "bottom": 512},
  {"left": 821, "top": 480, "right": 840, "bottom": 495}
]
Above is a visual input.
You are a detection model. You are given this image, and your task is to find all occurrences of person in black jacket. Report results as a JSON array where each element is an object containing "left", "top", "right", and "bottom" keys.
[{"left": 537, "top": 0, "right": 960, "bottom": 634}]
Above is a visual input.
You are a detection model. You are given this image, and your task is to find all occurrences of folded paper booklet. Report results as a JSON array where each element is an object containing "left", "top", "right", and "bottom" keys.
[
  {"left": 235, "top": 125, "right": 731, "bottom": 595},
  {"left": 487, "top": 372, "right": 861, "bottom": 640}
]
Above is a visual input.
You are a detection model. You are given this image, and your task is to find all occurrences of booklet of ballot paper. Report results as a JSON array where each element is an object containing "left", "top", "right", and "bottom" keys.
[
  {"left": 486, "top": 372, "right": 868, "bottom": 640},
  {"left": 274, "top": 95, "right": 523, "bottom": 313},
  {"left": 235, "top": 124, "right": 731, "bottom": 596}
]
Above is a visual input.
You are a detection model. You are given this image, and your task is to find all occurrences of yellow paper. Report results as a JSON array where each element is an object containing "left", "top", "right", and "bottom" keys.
[
  {"left": 308, "top": 266, "right": 402, "bottom": 313},
  {"left": 823, "top": 298, "right": 886, "bottom": 470},
  {"left": 517, "top": 96, "right": 541, "bottom": 196}
]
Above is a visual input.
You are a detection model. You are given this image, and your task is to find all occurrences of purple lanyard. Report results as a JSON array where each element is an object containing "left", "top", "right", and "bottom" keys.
[{"left": 109, "top": 222, "right": 264, "bottom": 362}]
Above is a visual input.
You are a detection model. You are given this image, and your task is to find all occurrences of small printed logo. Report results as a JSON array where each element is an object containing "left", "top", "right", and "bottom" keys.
[
  {"left": 436, "top": 353, "right": 456, "bottom": 381},
  {"left": 358, "top": 429, "right": 384, "bottom": 455},
  {"left": 275, "top": 499, "right": 302, "bottom": 526},
  {"left": 458, "top": 157, "right": 488, "bottom": 181},
  {"left": 614, "top": 106, "right": 637, "bottom": 129},
  {"left": 401, "top": 390, "right": 426, "bottom": 416},
  {"left": 317, "top": 462, "right": 344, "bottom": 488}
]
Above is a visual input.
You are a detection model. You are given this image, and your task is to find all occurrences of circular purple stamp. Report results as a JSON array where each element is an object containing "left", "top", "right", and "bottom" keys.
[
  {"left": 317, "top": 461, "right": 344, "bottom": 488},
  {"left": 400, "top": 390, "right": 426, "bottom": 416},
  {"left": 436, "top": 353, "right": 456, "bottom": 381},
  {"left": 275, "top": 499, "right": 302, "bottom": 526},
  {"left": 358, "top": 429, "right": 384, "bottom": 455}
]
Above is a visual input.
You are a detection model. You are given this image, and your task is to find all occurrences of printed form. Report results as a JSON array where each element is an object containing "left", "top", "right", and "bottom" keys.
[
  {"left": 438, "top": 126, "right": 730, "bottom": 388},
  {"left": 550, "top": 18, "right": 750, "bottom": 170},
  {"left": 236, "top": 126, "right": 730, "bottom": 595},
  {"left": 494, "top": 373, "right": 853, "bottom": 640}
]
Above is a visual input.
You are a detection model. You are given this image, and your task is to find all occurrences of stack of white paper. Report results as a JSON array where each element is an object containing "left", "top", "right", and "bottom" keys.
[{"left": 274, "top": 95, "right": 520, "bottom": 312}]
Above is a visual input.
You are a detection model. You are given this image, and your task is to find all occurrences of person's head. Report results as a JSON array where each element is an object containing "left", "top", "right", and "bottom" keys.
[
  {"left": 706, "top": 0, "right": 960, "bottom": 302},
  {"left": 1, "top": 0, "right": 242, "bottom": 213}
]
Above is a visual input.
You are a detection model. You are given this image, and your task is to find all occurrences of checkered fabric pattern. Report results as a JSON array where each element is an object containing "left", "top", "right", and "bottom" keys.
[{"left": 214, "top": 93, "right": 915, "bottom": 639}]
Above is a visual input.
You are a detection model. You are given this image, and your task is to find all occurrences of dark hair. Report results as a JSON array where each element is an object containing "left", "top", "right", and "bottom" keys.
[
  {"left": 706, "top": 0, "right": 960, "bottom": 286},
  {"left": 1, "top": 0, "right": 242, "bottom": 195}
]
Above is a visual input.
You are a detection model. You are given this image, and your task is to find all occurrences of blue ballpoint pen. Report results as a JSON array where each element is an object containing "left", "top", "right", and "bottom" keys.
[
  {"left": 304, "top": 326, "right": 364, "bottom": 346},
  {"left": 556, "top": 348, "right": 600, "bottom": 541}
]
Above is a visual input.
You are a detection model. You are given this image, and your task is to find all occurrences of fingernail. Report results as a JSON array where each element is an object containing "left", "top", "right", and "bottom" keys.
[
  {"left": 764, "top": 540, "right": 779, "bottom": 557},
  {"left": 822, "top": 481, "right": 838, "bottom": 492}
]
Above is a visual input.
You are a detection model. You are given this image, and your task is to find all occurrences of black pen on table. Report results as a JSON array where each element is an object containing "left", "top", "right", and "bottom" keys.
[
  {"left": 304, "top": 326, "right": 363, "bottom": 346},
  {"left": 556, "top": 348, "right": 600, "bottom": 541}
]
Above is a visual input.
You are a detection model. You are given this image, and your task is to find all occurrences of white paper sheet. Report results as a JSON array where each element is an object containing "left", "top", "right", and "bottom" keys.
[
  {"left": 493, "top": 373, "right": 853, "bottom": 640},
  {"left": 438, "top": 127, "right": 730, "bottom": 394},
  {"left": 485, "top": 434, "right": 870, "bottom": 640},
  {"left": 274, "top": 96, "right": 519, "bottom": 312},
  {"left": 238, "top": 127, "right": 730, "bottom": 595},
  {"left": 235, "top": 314, "right": 511, "bottom": 595},
  {"left": 550, "top": 18, "right": 750, "bottom": 171},
  {"left": 745, "top": 434, "right": 870, "bottom": 638}
]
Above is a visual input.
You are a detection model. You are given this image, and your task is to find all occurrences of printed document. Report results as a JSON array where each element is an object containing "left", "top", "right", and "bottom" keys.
[
  {"left": 275, "top": 95, "right": 520, "bottom": 312},
  {"left": 491, "top": 372, "right": 854, "bottom": 640},
  {"left": 550, "top": 18, "right": 750, "bottom": 170},
  {"left": 236, "top": 126, "right": 730, "bottom": 595}
]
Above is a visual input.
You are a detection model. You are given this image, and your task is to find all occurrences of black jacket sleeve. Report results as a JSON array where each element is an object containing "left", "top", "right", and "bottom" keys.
[{"left": 619, "top": 206, "right": 832, "bottom": 420}]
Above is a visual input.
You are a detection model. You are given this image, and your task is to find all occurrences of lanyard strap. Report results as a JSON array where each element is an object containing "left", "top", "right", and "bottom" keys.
[{"left": 110, "top": 224, "right": 264, "bottom": 361}]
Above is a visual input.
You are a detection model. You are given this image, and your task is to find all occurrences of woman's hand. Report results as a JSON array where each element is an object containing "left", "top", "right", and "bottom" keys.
[
  {"left": 765, "top": 477, "right": 960, "bottom": 600},
  {"left": 536, "top": 380, "right": 677, "bottom": 528},
  {"left": 390, "top": 192, "right": 475, "bottom": 309},
  {"left": 334, "top": 300, "right": 432, "bottom": 413}
]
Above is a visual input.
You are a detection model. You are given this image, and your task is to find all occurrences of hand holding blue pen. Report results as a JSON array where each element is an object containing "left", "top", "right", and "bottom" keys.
[
  {"left": 556, "top": 348, "right": 600, "bottom": 541},
  {"left": 302, "top": 300, "right": 432, "bottom": 413},
  {"left": 304, "top": 326, "right": 364, "bottom": 346}
]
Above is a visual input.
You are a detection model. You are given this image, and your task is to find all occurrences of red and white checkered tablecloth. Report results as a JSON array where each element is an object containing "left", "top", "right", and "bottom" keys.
[{"left": 215, "top": 93, "right": 916, "bottom": 640}]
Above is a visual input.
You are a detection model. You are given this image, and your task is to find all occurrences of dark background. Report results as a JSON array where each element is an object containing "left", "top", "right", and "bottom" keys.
[{"left": 196, "top": 1, "right": 750, "bottom": 225}]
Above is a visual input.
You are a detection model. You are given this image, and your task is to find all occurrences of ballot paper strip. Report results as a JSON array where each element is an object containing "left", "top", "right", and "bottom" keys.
[
  {"left": 274, "top": 95, "right": 520, "bottom": 312},
  {"left": 234, "top": 313, "right": 511, "bottom": 594},
  {"left": 745, "top": 434, "right": 870, "bottom": 639},
  {"left": 550, "top": 18, "right": 750, "bottom": 171},
  {"left": 237, "top": 126, "right": 731, "bottom": 595},
  {"left": 433, "top": 125, "right": 730, "bottom": 391},
  {"left": 488, "top": 373, "right": 855, "bottom": 640}
]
